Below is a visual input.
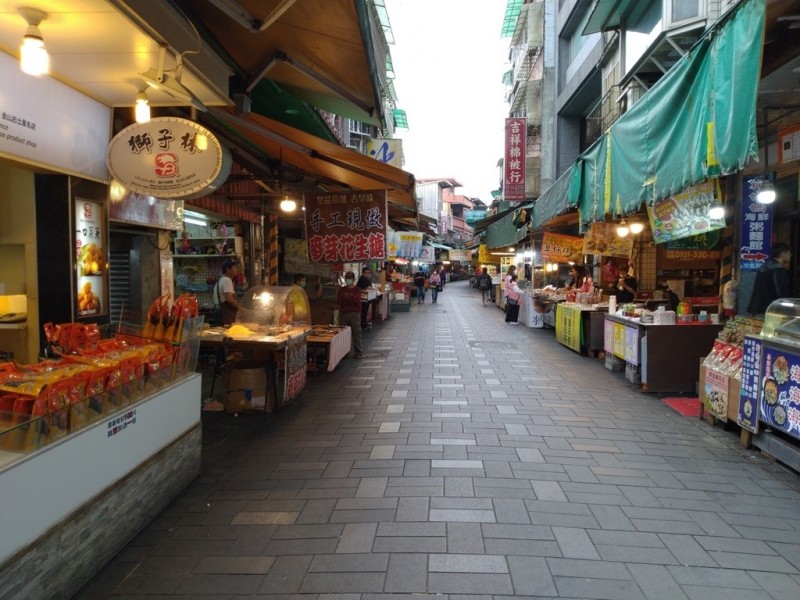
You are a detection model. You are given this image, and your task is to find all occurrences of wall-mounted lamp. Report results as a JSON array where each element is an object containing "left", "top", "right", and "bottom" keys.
[
  {"left": 280, "top": 197, "right": 297, "bottom": 212},
  {"left": 135, "top": 89, "right": 151, "bottom": 123},
  {"left": 19, "top": 7, "right": 49, "bottom": 76},
  {"left": 707, "top": 200, "right": 725, "bottom": 219},
  {"left": 616, "top": 219, "right": 630, "bottom": 237},
  {"left": 756, "top": 179, "right": 776, "bottom": 204}
]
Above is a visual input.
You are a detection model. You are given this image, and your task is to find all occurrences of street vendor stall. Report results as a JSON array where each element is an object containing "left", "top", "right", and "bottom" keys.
[
  {"left": 555, "top": 302, "right": 607, "bottom": 356},
  {"left": 605, "top": 312, "right": 722, "bottom": 393},
  {"left": 307, "top": 325, "right": 351, "bottom": 372},
  {"left": 199, "top": 286, "right": 311, "bottom": 412}
]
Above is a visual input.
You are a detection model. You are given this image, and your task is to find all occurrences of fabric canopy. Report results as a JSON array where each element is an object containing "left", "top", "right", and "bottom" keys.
[
  {"left": 532, "top": 164, "right": 576, "bottom": 229},
  {"left": 561, "top": 0, "right": 764, "bottom": 228},
  {"left": 486, "top": 208, "right": 528, "bottom": 248},
  {"left": 209, "top": 107, "right": 416, "bottom": 217}
]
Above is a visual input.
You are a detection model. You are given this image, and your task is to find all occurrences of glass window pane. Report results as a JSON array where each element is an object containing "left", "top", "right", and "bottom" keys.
[{"left": 672, "top": 0, "right": 700, "bottom": 22}]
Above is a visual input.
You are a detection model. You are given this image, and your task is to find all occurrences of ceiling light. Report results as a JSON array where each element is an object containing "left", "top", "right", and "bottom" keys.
[
  {"left": 707, "top": 201, "right": 724, "bottom": 219},
  {"left": 280, "top": 198, "right": 297, "bottom": 212},
  {"left": 616, "top": 219, "right": 630, "bottom": 237},
  {"left": 508, "top": 246, "right": 515, "bottom": 252},
  {"left": 19, "top": 7, "right": 48, "bottom": 76},
  {"left": 757, "top": 180, "right": 776, "bottom": 204},
  {"left": 629, "top": 221, "right": 644, "bottom": 234},
  {"left": 135, "top": 89, "right": 150, "bottom": 124}
]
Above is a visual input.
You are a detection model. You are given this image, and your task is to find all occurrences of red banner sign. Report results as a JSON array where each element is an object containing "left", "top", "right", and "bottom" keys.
[
  {"left": 504, "top": 118, "right": 526, "bottom": 201},
  {"left": 306, "top": 190, "right": 388, "bottom": 262}
]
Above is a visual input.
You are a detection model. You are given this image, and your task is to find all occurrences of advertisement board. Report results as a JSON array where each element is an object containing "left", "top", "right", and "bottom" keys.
[
  {"left": 583, "top": 223, "right": 634, "bottom": 257},
  {"left": 759, "top": 342, "right": 800, "bottom": 441},
  {"left": 306, "top": 190, "right": 388, "bottom": 262},
  {"left": 541, "top": 232, "right": 584, "bottom": 263},
  {"left": 74, "top": 199, "right": 107, "bottom": 318},
  {"left": 740, "top": 176, "right": 773, "bottom": 271},
  {"left": 646, "top": 179, "right": 724, "bottom": 243}
]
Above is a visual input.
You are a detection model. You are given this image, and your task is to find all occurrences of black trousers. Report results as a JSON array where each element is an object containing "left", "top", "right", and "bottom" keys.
[{"left": 505, "top": 301, "right": 520, "bottom": 323}]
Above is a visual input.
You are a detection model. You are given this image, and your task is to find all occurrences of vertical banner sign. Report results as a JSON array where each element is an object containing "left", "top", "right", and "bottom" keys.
[
  {"left": 284, "top": 337, "right": 307, "bottom": 404},
  {"left": 306, "top": 190, "right": 387, "bottom": 262},
  {"left": 740, "top": 176, "right": 773, "bottom": 271},
  {"left": 75, "top": 199, "right": 107, "bottom": 318},
  {"left": 504, "top": 118, "right": 526, "bottom": 201},
  {"left": 738, "top": 335, "right": 761, "bottom": 433},
  {"left": 759, "top": 343, "right": 800, "bottom": 441}
]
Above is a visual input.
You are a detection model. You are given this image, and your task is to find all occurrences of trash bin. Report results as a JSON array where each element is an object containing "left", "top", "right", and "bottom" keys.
[{"left": 222, "top": 361, "right": 269, "bottom": 413}]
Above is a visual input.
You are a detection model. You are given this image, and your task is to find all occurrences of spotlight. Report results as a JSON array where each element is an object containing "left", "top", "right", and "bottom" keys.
[
  {"left": 135, "top": 89, "right": 151, "bottom": 123},
  {"left": 756, "top": 180, "right": 776, "bottom": 204},
  {"left": 280, "top": 198, "right": 297, "bottom": 212},
  {"left": 19, "top": 7, "right": 49, "bottom": 76}
]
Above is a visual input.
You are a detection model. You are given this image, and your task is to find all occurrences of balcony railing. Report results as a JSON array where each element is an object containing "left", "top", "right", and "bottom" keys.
[{"left": 585, "top": 85, "right": 621, "bottom": 148}]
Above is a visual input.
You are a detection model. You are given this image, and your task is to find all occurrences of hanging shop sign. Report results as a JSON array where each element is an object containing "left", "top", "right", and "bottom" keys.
[
  {"left": 465, "top": 210, "right": 488, "bottom": 225},
  {"left": 448, "top": 250, "right": 471, "bottom": 262},
  {"left": 107, "top": 117, "right": 231, "bottom": 199},
  {"left": 0, "top": 51, "right": 110, "bottom": 180},
  {"left": 541, "top": 232, "right": 584, "bottom": 263},
  {"left": 503, "top": 117, "right": 526, "bottom": 201},
  {"left": 582, "top": 223, "right": 634, "bottom": 257},
  {"left": 306, "top": 190, "right": 388, "bottom": 262},
  {"left": 662, "top": 230, "right": 721, "bottom": 261},
  {"left": 740, "top": 176, "right": 773, "bottom": 271},
  {"left": 283, "top": 238, "right": 332, "bottom": 278},
  {"left": 108, "top": 190, "right": 184, "bottom": 230},
  {"left": 647, "top": 179, "right": 724, "bottom": 243},
  {"left": 367, "top": 138, "right": 403, "bottom": 168},
  {"left": 387, "top": 231, "right": 423, "bottom": 258},
  {"left": 478, "top": 244, "right": 495, "bottom": 264},
  {"left": 74, "top": 198, "right": 108, "bottom": 319},
  {"left": 778, "top": 122, "right": 800, "bottom": 165}
]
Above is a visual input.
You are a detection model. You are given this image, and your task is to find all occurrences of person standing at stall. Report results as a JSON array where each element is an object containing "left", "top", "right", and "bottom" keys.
[
  {"left": 213, "top": 258, "right": 240, "bottom": 326},
  {"left": 748, "top": 242, "right": 792, "bottom": 314},
  {"left": 615, "top": 267, "right": 638, "bottom": 304},
  {"left": 337, "top": 271, "right": 363, "bottom": 359},
  {"left": 505, "top": 273, "right": 522, "bottom": 325}
]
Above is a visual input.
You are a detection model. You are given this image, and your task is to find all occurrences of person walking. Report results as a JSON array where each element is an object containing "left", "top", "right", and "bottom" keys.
[
  {"left": 413, "top": 270, "right": 427, "bottom": 304},
  {"left": 337, "top": 271, "right": 364, "bottom": 359},
  {"left": 504, "top": 273, "right": 522, "bottom": 325},
  {"left": 748, "top": 242, "right": 792, "bottom": 314},
  {"left": 428, "top": 269, "right": 442, "bottom": 304},
  {"left": 476, "top": 267, "right": 493, "bottom": 306}
]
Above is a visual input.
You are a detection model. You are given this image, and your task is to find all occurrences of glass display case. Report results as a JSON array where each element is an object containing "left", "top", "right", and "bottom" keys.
[
  {"left": 236, "top": 286, "right": 311, "bottom": 331},
  {"left": 761, "top": 298, "right": 800, "bottom": 342}
]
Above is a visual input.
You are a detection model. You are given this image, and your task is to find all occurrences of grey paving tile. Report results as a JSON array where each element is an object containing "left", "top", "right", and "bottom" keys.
[
  {"left": 429, "top": 508, "right": 496, "bottom": 523},
  {"left": 508, "top": 555, "right": 558, "bottom": 597},
  {"left": 336, "top": 522, "right": 378, "bottom": 553},
  {"left": 427, "top": 573, "right": 514, "bottom": 595},
  {"left": 493, "top": 498, "right": 531, "bottom": 523},
  {"left": 260, "top": 555, "right": 313, "bottom": 594},
  {"left": 552, "top": 526, "right": 600, "bottom": 559},
  {"left": 309, "top": 553, "right": 388, "bottom": 572},
  {"left": 300, "top": 572, "right": 385, "bottom": 594},
  {"left": 553, "top": 577, "right": 646, "bottom": 600},
  {"left": 396, "top": 496, "right": 429, "bottom": 522},
  {"left": 629, "top": 564, "right": 689, "bottom": 600},
  {"left": 447, "top": 522, "right": 486, "bottom": 553},
  {"left": 429, "top": 553, "right": 508, "bottom": 573},
  {"left": 384, "top": 553, "right": 428, "bottom": 593}
]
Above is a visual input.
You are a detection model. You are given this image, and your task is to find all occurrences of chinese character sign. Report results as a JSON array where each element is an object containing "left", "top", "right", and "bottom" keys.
[
  {"left": 740, "top": 176, "right": 773, "bottom": 271},
  {"left": 74, "top": 198, "right": 107, "bottom": 318},
  {"left": 504, "top": 118, "right": 526, "bottom": 201},
  {"left": 541, "top": 232, "right": 584, "bottom": 263},
  {"left": 367, "top": 139, "right": 403, "bottom": 168},
  {"left": 305, "top": 190, "right": 387, "bottom": 262},
  {"left": 583, "top": 223, "right": 634, "bottom": 258},
  {"left": 759, "top": 343, "right": 800, "bottom": 441}
]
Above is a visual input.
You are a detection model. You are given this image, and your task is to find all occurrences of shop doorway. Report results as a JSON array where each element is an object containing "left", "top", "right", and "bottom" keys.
[{"left": 109, "top": 228, "right": 162, "bottom": 327}]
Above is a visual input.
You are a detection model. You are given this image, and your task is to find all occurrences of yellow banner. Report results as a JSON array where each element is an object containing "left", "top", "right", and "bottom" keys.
[
  {"left": 541, "top": 233, "right": 584, "bottom": 263},
  {"left": 583, "top": 223, "right": 634, "bottom": 257},
  {"left": 478, "top": 243, "right": 495, "bottom": 264},
  {"left": 555, "top": 304, "right": 582, "bottom": 353}
]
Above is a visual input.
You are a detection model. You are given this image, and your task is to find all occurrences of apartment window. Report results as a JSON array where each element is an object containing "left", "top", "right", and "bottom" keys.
[{"left": 666, "top": 0, "right": 704, "bottom": 27}]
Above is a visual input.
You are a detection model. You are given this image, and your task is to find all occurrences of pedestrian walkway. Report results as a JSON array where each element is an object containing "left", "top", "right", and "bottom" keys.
[{"left": 75, "top": 281, "right": 800, "bottom": 599}]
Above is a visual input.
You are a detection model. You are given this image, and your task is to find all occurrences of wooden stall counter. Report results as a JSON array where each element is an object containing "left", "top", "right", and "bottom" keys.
[{"left": 306, "top": 326, "right": 352, "bottom": 372}]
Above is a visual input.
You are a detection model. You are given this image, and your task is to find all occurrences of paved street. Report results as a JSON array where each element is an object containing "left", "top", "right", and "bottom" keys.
[{"left": 76, "top": 281, "right": 800, "bottom": 599}]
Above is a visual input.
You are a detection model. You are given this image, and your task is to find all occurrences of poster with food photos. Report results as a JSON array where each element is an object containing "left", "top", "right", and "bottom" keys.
[
  {"left": 759, "top": 342, "right": 800, "bottom": 440},
  {"left": 74, "top": 198, "right": 107, "bottom": 318},
  {"left": 738, "top": 335, "right": 761, "bottom": 433}
]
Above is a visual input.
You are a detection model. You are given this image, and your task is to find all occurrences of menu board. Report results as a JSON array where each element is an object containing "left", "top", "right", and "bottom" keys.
[
  {"left": 647, "top": 179, "right": 725, "bottom": 244},
  {"left": 74, "top": 198, "right": 107, "bottom": 318},
  {"left": 555, "top": 304, "right": 581, "bottom": 352},
  {"left": 738, "top": 335, "right": 761, "bottom": 433},
  {"left": 759, "top": 342, "right": 800, "bottom": 440}
]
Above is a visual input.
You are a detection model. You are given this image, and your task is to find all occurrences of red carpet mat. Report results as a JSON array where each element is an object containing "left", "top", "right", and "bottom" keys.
[{"left": 662, "top": 397, "right": 702, "bottom": 417}]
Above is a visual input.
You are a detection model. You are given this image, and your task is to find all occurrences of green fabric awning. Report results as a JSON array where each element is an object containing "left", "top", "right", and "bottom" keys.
[
  {"left": 532, "top": 164, "right": 576, "bottom": 229},
  {"left": 393, "top": 109, "right": 409, "bottom": 129},
  {"left": 559, "top": 0, "right": 764, "bottom": 228},
  {"left": 501, "top": 0, "right": 524, "bottom": 37},
  {"left": 486, "top": 205, "right": 530, "bottom": 248},
  {"left": 583, "top": 0, "right": 636, "bottom": 35},
  {"left": 250, "top": 80, "right": 338, "bottom": 142}
]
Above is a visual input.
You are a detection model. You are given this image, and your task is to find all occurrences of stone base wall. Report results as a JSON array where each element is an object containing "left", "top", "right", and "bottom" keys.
[{"left": 0, "top": 424, "right": 201, "bottom": 600}]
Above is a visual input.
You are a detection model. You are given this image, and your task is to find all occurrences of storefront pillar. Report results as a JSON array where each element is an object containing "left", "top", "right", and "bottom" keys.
[{"left": 267, "top": 214, "right": 279, "bottom": 285}]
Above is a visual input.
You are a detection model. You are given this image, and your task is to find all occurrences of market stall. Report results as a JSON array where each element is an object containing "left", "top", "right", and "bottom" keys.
[
  {"left": 604, "top": 312, "right": 723, "bottom": 393},
  {"left": 306, "top": 325, "right": 351, "bottom": 372},
  {"left": 555, "top": 302, "right": 607, "bottom": 356}
]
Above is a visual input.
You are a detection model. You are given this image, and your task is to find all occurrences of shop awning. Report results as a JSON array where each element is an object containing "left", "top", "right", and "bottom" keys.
[
  {"left": 429, "top": 242, "right": 452, "bottom": 250},
  {"left": 209, "top": 107, "right": 416, "bottom": 216},
  {"left": 548, "top": 0, "right": 765, "bottom": 228},
  {"left": 532, "top": 164, "right": 576, "bottom": 229},
  {"left": 176, "top": 0, "right": 385, "bottom": 125},
  {"left": 485, "top": 207, "right": 529, "bottom": 248}
]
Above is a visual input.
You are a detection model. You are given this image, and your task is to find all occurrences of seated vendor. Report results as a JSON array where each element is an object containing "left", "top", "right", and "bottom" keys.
[{"left": 615, "top": 268, "right": 638, "bottom": 303}]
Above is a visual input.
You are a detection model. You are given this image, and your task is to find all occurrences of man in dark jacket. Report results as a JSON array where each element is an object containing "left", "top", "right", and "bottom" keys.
[{"left": 747, "top": 242, "right": 792, "bottom": 314}]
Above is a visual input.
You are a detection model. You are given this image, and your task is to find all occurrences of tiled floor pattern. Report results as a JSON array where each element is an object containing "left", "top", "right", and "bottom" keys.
[{"left": 75, "top": 282, "right": 800, "bottom": 599}]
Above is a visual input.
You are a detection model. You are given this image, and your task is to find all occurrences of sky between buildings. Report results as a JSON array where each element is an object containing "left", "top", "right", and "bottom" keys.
[{"left": 386, "top": 0, "right": 511, "bottom": 203}]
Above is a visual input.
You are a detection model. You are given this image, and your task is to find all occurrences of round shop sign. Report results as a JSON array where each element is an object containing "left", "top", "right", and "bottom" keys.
[{"left": 106, "top": 116, "right": 231, "bottom": 199}]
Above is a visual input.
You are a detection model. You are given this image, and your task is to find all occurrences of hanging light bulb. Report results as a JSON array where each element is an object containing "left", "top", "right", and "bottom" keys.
[
  {"left": 135, "top": 90, "right": 151, "bottom": 123},
  {"left": 629, "top": 220, "right": 644, "bottom": 235},
  {"left": 616, "top": 219, "right": 630, "bottom": 237},
  {"left": 19, "top": 8, "right": 49, "bottom": 76},
  {"left": 707, "top": 200, "right": 725, "bottom": 220},
  {"left": 756, "top": 180, "right": 776, "bottom": 204},
  {"left": 280, "top": 197, "right": 297, "bottom": 212}
]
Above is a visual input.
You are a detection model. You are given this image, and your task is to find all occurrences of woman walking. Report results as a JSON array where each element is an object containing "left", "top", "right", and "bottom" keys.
[{"left": 429, "top": 269, "right": 442, "bottom": 303}]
